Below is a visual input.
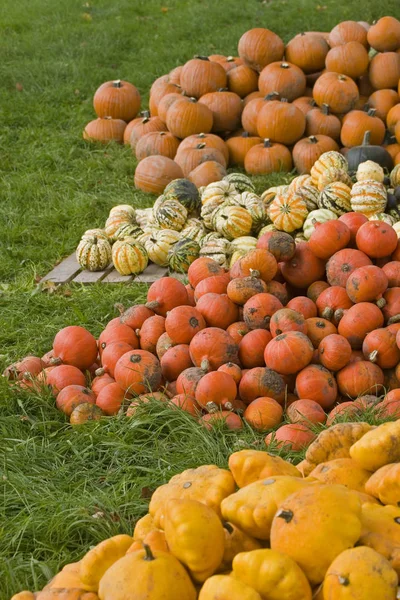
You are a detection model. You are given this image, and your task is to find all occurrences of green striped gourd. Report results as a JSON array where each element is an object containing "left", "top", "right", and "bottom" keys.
[
  {"left": 269, "top": 190, "right": 308, "bottom": 233},
  {"left": 152, "top": 195, "right": 167, "bottom": 216},
  {"left": 234, "top": 192, "right": 268, "bottom": 231},
  {"left": 200, "top": 200, "right": 223, "bottom": 230},
  {"left": 154, "top": 199, "right": 188, "bottom": 231},
  {"left": 223, "top": 172, "right": 256, "bottom": 193},
  {"left": 135, "top": 207, "right": 155, "bottom": 229},
  {"left": 318, "top": 182, "right": 352, "bottom": 215},
  {"left": 164, "top": 178, "right": 201, "bottom": 213},
  {"left": 289, "top": 174, "right": 312, "bottom": 192},
  {"left": 310, "top": 151, "right": 348, "bottom": 186},
  {"left": 181, "top": 218, "right": 207, "bottom": 243},
  {"left": 390, "top": 165, "right": 400, "bottom": 188},
  {"left": 393, "top": 222, "right": 400, "bottom": 238},
  {"left": 76, "top": 235, "right": 112, "bottom": 271},
  {"left": 109, "top": 204, "right": 136, "bottom": 219},
  {"left": 231, "top": 235, "right": 257, "bottom": 252},
  {"left": 317, "top": 168, "right": 353, "bottom": 191},
  {"left": 261, "top": 185, "right": 289, "bottom": 209},
  {"left": 303, "top": 208, "right": 338, "bottom": 239},
  {"left": 144, "top": 229, "right": 181, "bottom": 266},
  {"left": 230, "top": 249, "right": 247, "bottom": 267},
  {"left": 167, "top": 238, "right": 200, "bottom": 273},
  {"left": 105, "top": 212, "right": 135, "bottom": 240},
  {"left": 356, "top": 160, "right": 385, "bottom": 183},
  {"left": 199, "top": 237, "right": 232, "bottom": 268},
  {"left": 213, "top": 204, "right": 253, "bottom": 240},
  {"left": 113, "top": 223, "right": 144, "bottom": 242},
  {"left": 111, "top": 238, "right": 148, "bottom": 275},
  {"left": 258, "top": 223, "right": 278, "bottom": 236},
  {"left": 200, "top": 232, "right": 222, "bottom": 246},
  {"left": 81, "top": 228, "right": 109, "bottom": 240},
  {"left": 201, "top": 180, "right": 238, "bottom": 206},
  {"left": 295, "top": 232, "right": 308, "bottom": 244},
  {"left": 350, "top": 180, "right": 387, "bottom": 216},
  {"left": 296, "top": 184, "right": 320, "bottom": 211},
  {"left": 368, "top": 213, "right": 396, "bottom": 225}
]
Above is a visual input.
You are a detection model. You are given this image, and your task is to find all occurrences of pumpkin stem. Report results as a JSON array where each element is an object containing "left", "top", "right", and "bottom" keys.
[
  {"left": 280, "top": 63, "right": 290, "bottom": 69},
  {"left": 276, "top": 509, "right": 294, "bottom": 523},
  {"left": 206, "top": 401, "right": 219, "bottom": 413},
  {"left": 387, "top": 314, "right": 400, "bottom": 325},
  {"left": 338, "top": 576, "right": 350, "bottom": 586},
  {"left": 280, "top": 98, "right": 289, "bottom": 103},
  {"left": 113, "top": 80, "right": 122, "bottom": 88},
  {"left": 309, "top": 136, "right": 318, "bottom": 144},
  {"left": 321, "top": 103, "right": 330, "bottom": 115},
  {"left": 227, "top": 56, "right": 235, "bottom": 62},
  {"left": 145, "top": 301, "right": 159, "bottom": 311},
  {"left": 333, "top": 308, "right": 345, "bottom": 323},
  {"left": 376, "top": 297, "right": 386, "bottom": 308},
  {"left": 362, "top": 131, "right": 371, "bottom": 146},
  {"left": 194, "top": 55, "right": 210, "bottom": 61},
  {"left": 249, "top": 268, "right": 260, "bottom": 278},
  {"left": 159, "top": 132, "right": 167, "bottom": 136},
  {"left": 218, "top": 87, "right": 229, "bottom": 92},
  {"left": 95, "top": 367, "right": 106, "bottom": 377},
  {"left": 338, "top": 75, "right": 348, "bottom": 81},
  {"left": 196, "top": 143, "right": 207, "bottom": 149},
  {"left": 114, "top": 302, "right": 125, "bottom": 315},
  {"left": 188, "top": 97, "right": 198, "bottom": 103},
  {"left": 130, "top": 354, "right": 142, "bottom": 364},
  {"left": 263, "top": 139, "right": 272, "bottom": 148},
  {"left": 200, "top": 358, "right": 210, "bottom": 372},
  {"left": 223, "top": 521, "right": 234, "bottom": 533},
  {"left": 143, "top": 543, "right": 155, "bottom": 561},
  {"left": 49, "top": 357, "right": 62, "bottom": 366},
  {"left": 265, "top": 91, "right": 280, "bottom": 100},
  {"left": 140, "top": 110, "right": 150, "bottom": 118},
  {"left": 367, "top": 108, "right": 377, "bottom": 117},
  {"left": 241, "top": 131, "right": 250, "bottom": 138},
  {"left": 321, "top": 307, "right": 334, "bottom": 320},
  {"left": 369, "top": 350, "right": 378, "bottom": 363},
  {"left": 224, "top": 401, "right": 233, "bottom": 411},
  {"left": 197, "top": 133, "right": 206, "bottom": 138}
]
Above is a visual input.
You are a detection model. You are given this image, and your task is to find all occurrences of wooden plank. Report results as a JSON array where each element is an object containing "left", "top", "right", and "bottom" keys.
[
  {"left": 40, "top": 254, "right": 81, "bottom": 284},
  {"left": 135, "top": 263, "right": 168, "bottom": 283},
  {"left": 72, "top": 264, "right": 114, "bottom": 284},
  {"left": 102, "top": 270, "right": 135, "bottom": 283}
]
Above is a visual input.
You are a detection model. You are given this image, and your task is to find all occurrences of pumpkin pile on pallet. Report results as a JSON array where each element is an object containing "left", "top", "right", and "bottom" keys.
[
  {"left": 75, "top": 154, "right": 400, "bottom": 277},
  {"left": 83, "top": 17, "right": 400, "bottom": 191},
  {"left": 6, "top": 213, "right": 400, "bottom": 440},
  {"left": 11, "top": 427, "right": 400, "bottom": 600}
]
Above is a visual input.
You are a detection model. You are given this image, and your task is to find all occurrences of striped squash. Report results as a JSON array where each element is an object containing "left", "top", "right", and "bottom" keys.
[
  {"left": 111, "top": 238, "right": 148, "bottom": 275},
  {"left": 234, "top": 192, "right": 268, "bottom": 231},
  {"left": 231, "top": 235, "right": 258, "bottom": 252},
  {"left": 224, "top": 172, "right": 255, "bottom": 193},
  {"left": 76, "top": 235, "right": 112, "bottom": 271},
  {"left": 81, "top": 228, "right": 109, "bottom": 241},
  {"left": 163, "top": 178, "right": 201, "bottom": 213},
  {"left": 154, "top": 199, "right": 188, "bottom": 231},
  {"left": 310, "top": 151, "right": 348, "bottom": 186},
  {"left": 201, "top": 180, "right": 238, "bottom": 206},
  {"left": 390, "top": 164, "right": 400, "bottom": 188},
  {"left": 181, "top": 218, "right": 207, "bottom": 243},
  {"left": 105, "top": 212, "right": 135, "bottom": 240},
  {"left": 135, "top": 207, "right": 155, "bottom": 229},
  {"left": 261, "top": 185, "right": 289, "bottom": 208},
  {"left": 258, "top": 223, "right": 278, "bottom": 237},
  {"left": 318, "top": 182, "right": 352, "bottom": 215},
  {"left": 296, "top": 184, "right": 320, "bottom": 211},
  {"left": 356, "top": 160, "right": 384, "bottom": 183},
  {"left": 368, "top": 213, "right": 396, "bottom": 225},
  {"left": 113, "top": 223, "right": 143, "bottom": 242},
  {"left": 200, "top": 232, "right": 222, "bottom": 246},
  {"left": 269, "top": 190, "right": 308, "bottom": 233},
  {"left": 295, "top": 232, "right": 308, "bottom": 244},
  {"left": 200, "top": 199, "right": 223, "bottom": 230},
  {"left": 144, "top": 229, "right": 181, "bottom": 266},
  {"left": 167, "top": 238, "right": 200, "bottom": 273},
  {"left": 317, "top": 168, "right": 353, "bottom": 191},
  {"left": 214, "top": 204, "right": 253, "bottom": 240},
  {"left": 350, "top": 180, "right": 387, "bottom": 216},
  {"left": 199, "top": 237, "right": 232, "bottom": 268},
  {"left": 289, "top": 174, "right": 312, "bottom": 192},
  {"left": 109, "top": 204, "right": 136, "bottom": 219},
  {"left": 230, "top": 249, "right": 247, "bottom": 267},
  {"left": 303, "top": 208, "right": 337, "bottom": 239}
]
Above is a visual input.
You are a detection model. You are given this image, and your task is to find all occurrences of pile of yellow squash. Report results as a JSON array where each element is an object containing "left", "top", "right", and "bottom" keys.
[{"left": 12, "top": 419, "right": 400, "bottom": 600}]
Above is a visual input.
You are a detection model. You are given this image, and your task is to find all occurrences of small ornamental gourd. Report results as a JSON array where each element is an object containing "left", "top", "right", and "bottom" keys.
[
  {"left": 167, "top": 238, "right": 200, "bottom": 272},
  {"left": 261, "top": 185, "right": 289, "bottom": 208},
  {"left": 269, "top": 190, "right": 308, "bottom": 233},
  {"left": 200, "top": 199, "right": 223, "bottom": 229},
  {"left": 317, "top": 167, "right": 353, "bottom": 191},
  {"left": 112, "top": 223, "right": 143, "bottom": 242},
  {"left": 81, "top": 228, "right": 109, "bottom": 240},
  {"left": 214, "top": 204, "right": 253, "bottom": 240},
  {"left": 144, "top": 229, "right": 181, "bottom": 266},
  {"left": 356, "top": 160, "right": 385, "bottom": 183},
  {"left": 368, "top": 212, "right": 396, "bottom": 225},
  {"left": 154, "top": 199, "right": 188, "bottom": 231},
  {"left": 76, "top": 235, "right": 112, "bottom": 271},
  {"left": 112, "top": 238, "right": 148, "bottom": 275},
  {"left": 231, "top": 235, "right": 258, "bottom": 252},
  {"left": 390, "top": 164, "right": 400, "bottom": 188},
  {"left": 105, "top": 212, "right": 135, "bottom": 240},
  {"left": 135, "top": 207, "right": 155, "bottom": 229},
  {"left": 199, "top": 237, "right": 232, "bottom": 268},
  {"left": 163, "top": 178, "right": 201, "bottom": 213},
  {"left": 224, "top": 172, "right": 256, "bottom": 193},
  {"left": 350, "top": 179, "right": 387, "bottom": 216},
  {"left": 318, "top": 182, "right": 352, "bottom": 215},
  {"left": 310, "top": 150, "right": 348, "bottom": 186},
  {"left": 303, "top": 208, "right": 338, "bottom": 239},
  {"left": 110, "top": 204, "right": 136, "bottom": 219},
  {"left": 201, "top": 179, "right": 239, "bottom": 205},
  {"left": 296, "top": 183, "right": 320, "bottom": 211},
  {"left": 181, "top": 218, "right": 207, "bottom": 243},
  {"left": 233, "top": 192, "right": 268, "bottom": 232}
]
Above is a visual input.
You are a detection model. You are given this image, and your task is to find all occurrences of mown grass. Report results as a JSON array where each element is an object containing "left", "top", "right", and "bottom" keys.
[{"left": 1, "top": 0, "right": 399, "bottom": 596}]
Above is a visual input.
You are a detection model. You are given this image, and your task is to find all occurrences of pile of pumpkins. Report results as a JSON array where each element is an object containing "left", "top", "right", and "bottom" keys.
[
  {"left": 83, "top": 16, "right": 400, "bottom": 192},
  {"left": 11, "top": 429, "right": 400, "bottom": 600},
  {"left": 6, "top": 209, "right": 400, "bottom": 443},
  {"left": 75, "top": 152, "right": 400, "bottom": 278}
]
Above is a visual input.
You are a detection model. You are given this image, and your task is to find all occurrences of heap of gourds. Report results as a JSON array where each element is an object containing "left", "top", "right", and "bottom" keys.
[
  {"left": 6, "top": 212, "right": 400, "bottom": 442},
  {"left": 11, "top": 424, "right": 400, "bottom": 600},
  {"left": 75, "top": 155, "right": 400, "bottom": 277},
  {"left": 83, "top": 16, "right": 400, "bottom": 191}
]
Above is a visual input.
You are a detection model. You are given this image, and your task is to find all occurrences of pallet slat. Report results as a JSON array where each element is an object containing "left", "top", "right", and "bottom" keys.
[
  {"left": 40, "top": 254, "right": 82, "bottom": 284},
  {"left": 102, "top": 270, "right": 135, "bottom": 283},
  {"left": 73, "top": 264, "right": 114, "bottom": 284}
]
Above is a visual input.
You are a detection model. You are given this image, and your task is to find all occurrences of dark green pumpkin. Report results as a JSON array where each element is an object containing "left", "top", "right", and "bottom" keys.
[
  {"left": 347, "top": 131, "right": 393, "bottom": 173},
  {"left": 163, "top": 178, "right": 201, "bottom": 213},
  {"left": 167, "top": 237, "right": 200, "bottom": 273},
  {"left": 386, "top": 192, "right": 400, "bottom": 220}
]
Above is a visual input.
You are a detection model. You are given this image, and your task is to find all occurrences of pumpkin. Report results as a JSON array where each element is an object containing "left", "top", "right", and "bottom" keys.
[
  {"left": 257, "top": 99, "right": 306, "bottom": 145},
  {"left": 266, "top": 423, "right": 316, "bottom": 451},
  {"left": 241, "top": 92, "right": 280, "bottom": 135},
  {"left": 243, "top": 293, "right": 283, "bottom": 330},
  {"left": 214, "top": 204, "right": 253, "bottom": 240},
  {"left": 296, "top": 364, "right": 338, "bottom": 408},
  {"left": 189, "top": 327, "right": 239, "bottom": 371},
  {"left": 137, "top": 316, "right": 166, "bottom": 354},
  {"left": 129, "top": 113, "right": 168, "bottom": 149},
  {"left": 329, "top": 20, "right": 369, "bottom": 47},
  {"left": 264, "top": 331, "right": 314, "bottom": 375},
  {"left": 154, "top": 198, "right": 188, "bottom": 231},
  {"left": 70, "top": 402, "right": 103, "bottom": 424},
  {"left": 369, "top": 52, "right": 400, "bottom": 90},
  {"left": 76, "top": 234, "right": 112, "bottom": 272},
  {"left": 200, "top": 411, "right": 243, "bottom": 430},
  {"left": 313, "top": 72, "right": 359, "bottom": 114},
  {"left": 227, "top": 276, "right": 267, "bottom": 305},
  {"left": 95, "top": 382, "right": 127, "bottom": 415},
  {"left": 270, "top": 484, "right": 362, "bottom": 586},
  {"left": 198, "top": 575, "right": 262, "bottom": 600},
  {"left": 287, "top": 296, "right": 318, "bottom": 319},
  {"left": 233, "top": 248, "right": 278, "bottom": 282},
  {"left": 228, "top": 449, "right": 301, "bottom": 488},
  {"left": 308, "top": 457, "right": 372, "bottom": 493},
  {"left": 367, "top": 16, "right": 400, "bottom": 51},
  {"left": 195, "top": 371, "right": 237, "bottom": 410},
  {"left": 285, "top": 32, "right": 329, "bottom": 73},
  {"left": 280, "top": 242, "right": 326, "bottom": 288},
  {"left": 177, "top": 132, "right": 229, "bottom": 164},
  {"left": 3, "top": 355, "right": 44, "bottom": 381},
  {"left": 305, "top": 104, "right": 342, "bottom": 141},
  {"left": 93, "top": 79, "right": 140, "bottom": 121},
  {"left": 305, "top": 318, "right": 337, "bottom": 347},
  {"left": 368, "top": 89, "right": 400, "bottom": 122},
  {"left": 293, "top": 135, "right": 340, "bottom": 174},
  {"left": 157, "top": 92, "right": 188, "bottom": 123},
  {"left": 166, "top": 97, "right": 214, "bottom": 139},
  {"left": 146, "top": 277, "right": 189, "bottom": 316},
  {"left": 256, "top": 231, "right": 296, "bottom": 263},
  {"left": 238, "top": 329, "right": 272, "bottom": 368},
  {"left": 244, "top": 138, "right": 293, "bottom": 175},
  {"left": 309, "top": 220, "right": 351, "bottom": 260},
  {"left": 97, "top": 340, "right": 136, "bottom": 377},
  {"left": 305, "top": 421, "right": 372, "bottom": 467},
  {"left": 180, "top": 56, "right": 227, "bottom": 98},
  {"left": 326, "top": 248, "right": 372, "bottom": 287},
  {"left": 347, "top": 131, "right": 394, "bottom": 172},
  {"left": 338, "top": 302, "right": 384, "bottom": 349},
  {"left": 161, "top": 344, "right": 193, "bottom": 381},
  {"left": 346, "top": 265, "right": 388, "bottom": 303},
  {"left": 316, "top": 286, "right": 353, "bottom": 322},
  {"left": 383, "top": 261, "right": 400, "bottom": 287},
  {"left": 326, "top": 41, "right": 369, "bottom": 79},
  {"left": 287, "top": 398, "right": 326, "bottom": 424},
  {"left": 341, "top": 108, "right": 386, "bottom": 148},
  {"left": 238, "top": 28, "right": 285, "bottom": 72},
  {"left": 356, "top": 221, "right": 398, "bottom": 258},
  {"left": 310, "top": 150, "right": 348, "bottom": 186},
  {"left": 269, "top": 308, "right": 307, "bottom": 337},
  {"left": 226, "top": 132, "right": 263, "bottom": 166},
  {"left": 175, "top": 143, "right": 227, "bottom": 176},
  {"left": 98, "top": 545, "right": 197, "bottom": 600},
  {"left": 258, "top": 61, "right": 306, "bottom": 101},
  {"left": 52, "top": 326, "right": 98, "bottom": 371},
  {"left": 198, "top": 89, "right": 243, "bottom": 132},
  {"left": 350, "top": 419, "right": 400, "bottom": 471},
  {"left": 196, "top": 293, "right": 239, "bottom": 329},
  {"left": 356, "top": 159, "right": 385, "bottom": 183},
  {"left": 56, "top": 385, "right": 96, "bottom": 416},
  {"left": 134, "top": 156, "right": 184, "bottom": 194},
  {"left": 83, "top": 117, "right": 126, "bottom": 143},
  {"left": 149, "top": 78, "right": 182, "bottom": 116},
  {"left": 239, "top": 366, "right": 285, "bottom": 404},
  {"left": 336, "top": 360, "right": 384, "bottom": 398},
  {"left": 269, "top": 190, "right": 308, "bottom": 233},
  {"left": 199, "top": 237, "right": 232, "bottom": 269},
  {"left": 227, "top": 64, "right": 260, "bottom": 98}
]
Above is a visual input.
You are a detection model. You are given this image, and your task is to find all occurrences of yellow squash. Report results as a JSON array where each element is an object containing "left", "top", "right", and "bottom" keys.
[
  {"left": 133, "top": 513, "right": 155, "bottom": 540},
  {"left": 80, "top": 534, "right": 133, "bottom": 591},
  {"left": 309, "top": 458, "right": 372, "bottom": 493},
  {"left": 149, "top": 465, "right": 235, "bottom": 528},
  {"left": 198, "top": 574, "right": 262, "bottom": 600},
  {"left": 322, "top": 546, "right": 398, "bottom": 599},
  {"left": 219, "top": 523, "right": 262, "bottom": 572},
  {"left": 359, "top": 502, "right": 400, "bottom": 576},
  {"left": 365, "top": 463, "right": 400, "bottom": 505},
  {"left": 350, "top": 421, "right": 400, "bottom": 471},
  {"left": 126, "top": 529, "right": 169, "bottom": 554},
  {"left": 43, "top": 562, "right": 92, "bottom": 592},
  {"left": 305, "top": 422, "right": 372, "bottom": 468},
  {"left": 270, "top": 484, "right": 362, "bottom": 585},
  {"left": 232, "top": 549, "right": 312, "bottom": 600},
  {"left": 221, "top": 476, "right": 309, "bottom": 539},
  {"left": 163, "top": 498, "right": 225, "bottom": 583},
  {"left": 98, "top": 546, "right": 197, "bottom": 600},
  {"left": 228, "top": 450, "right": 301, "bottom": 488}
]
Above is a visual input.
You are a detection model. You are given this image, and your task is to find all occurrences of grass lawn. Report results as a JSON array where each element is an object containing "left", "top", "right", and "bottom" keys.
[{"left": 1, "top": 0, "right": 399, "bottom": 596}]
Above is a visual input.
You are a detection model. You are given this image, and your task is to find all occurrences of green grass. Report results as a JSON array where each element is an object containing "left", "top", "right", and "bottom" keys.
[{"left": 1, "top": 0, "right": 399, "bottom": 596}]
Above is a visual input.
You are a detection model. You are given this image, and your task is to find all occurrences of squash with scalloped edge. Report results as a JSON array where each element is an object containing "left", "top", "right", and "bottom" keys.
[
  {"left": 350, "top": 420, "right": 400, "bottom": 471},
  {"left": 365, "top": 463, "right": 400, "bottom": 505},
  {"left": 80, "top": 534, "right": 133, "bottom": 591},
  {"left": 228, "top": 449, "right": 302, "bottom": 488}
]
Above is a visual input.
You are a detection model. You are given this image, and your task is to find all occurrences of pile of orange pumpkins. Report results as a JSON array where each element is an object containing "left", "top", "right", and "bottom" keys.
[
  {"left": 6, "top": 213, "right": 400, "bottom": 448},
  {"left": 11, "top": 430, "right": 400, "bottom": 600},
  {"left": 83, "top": 16, "right": 400, "bottom": 193}
]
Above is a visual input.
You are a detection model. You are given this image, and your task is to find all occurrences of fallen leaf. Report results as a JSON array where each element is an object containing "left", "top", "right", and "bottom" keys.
[
  {"left": 82, "top": 12, "right": 92, "bottom": 21},
  {"left": 316, "top": 4, "right": 327, "bottom": 9},
  {"left": 141, "top": 486, "right": 154, "bottom": 499},
  {"left": 161, "top": 6, "right": 169, "bottom": 12},
  {"left": 92, "top": 511, "right": 105, "bottom": 519},
  {"left": 15, "top": 83, "right": 23, "bottom": 91}
]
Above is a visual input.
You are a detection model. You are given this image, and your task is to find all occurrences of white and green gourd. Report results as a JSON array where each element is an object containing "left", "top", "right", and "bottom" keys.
[
  {"left": 135, "top": 207, "right": 155, "bottom": 229},
  {"left": 296, "top": 184, "right": 320, "bottom": 211},
  {"left": 154, "top": 199, "right": 188, "bottom": 231},
  {"left": 113, "top": 223, "right": 144, "bottom": 242},
  {"left": 350, "top": 180, "right": 387, "bottom": 216},
  {"left": 199, "top": 237, "right": 232, "bottom": 269},
  {"left": 356, "top": 160, "right": 385, "bottom": 183},
  {"left": 144, "top": 229, "right": 181, "bottom": 266},
  {"left": 111, "top": 238, "right": 148, "bottom": 276},
  {"left": 318, "top": 182, "right": 352, "bottom": 215},
  {"left": 181, "top": 218, "right": 207, "bottom": 243},
  {"left": 167, "top": 238, "right": 200, "bottom": 273},
  {"left": 163, "top": 178, "right": 201, "bottom": 214},
  {"left": 223, "top": 172, "right": 256, "bottom": 193},
  {"left": 303, "top": 208, "right": 338, "bottom": 239},
  {"left": 213, "top": 203, "right": 253, "bottom": 240},
  {"left": 76, "top": 234, "right": 112, "bottom": 272}
]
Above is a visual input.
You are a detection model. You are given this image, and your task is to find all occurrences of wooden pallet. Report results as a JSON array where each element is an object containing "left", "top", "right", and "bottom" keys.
[{"left": 40, "top": 254, "right": 184, "bottom": 285}]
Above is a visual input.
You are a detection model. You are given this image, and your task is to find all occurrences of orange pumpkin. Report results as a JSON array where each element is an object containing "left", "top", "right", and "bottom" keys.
[
  {"left": 238, "top": 28, "right": 285, "bottom": 72},
  {"left": 287, "top": 399, "right": 326, "bottom": 424},
  {"left": 199, "top": 90, "right": 243, "bottom": 133},
  {"left": 179, "top": 56, "right": 227, "bottom": 98},
  {"left": 166, "top": 97, "right": 213, "bottom": 138},
  {"left": 161, "top": 344, "right": 193, "bottom": 382},
  {"left": 56, "top": 385, "right": 96, "bottom": 416},
  {"left": 286, "top": 296, "right": 318, "bottom": 320},
  {"left": 256, "top": 231, "right": 296, "bottom": 263},
  {"left": 307, "top": 281, "right": 330, "bottom": 303},
  {"left": 177, "top": 133, "right": 229, "bottom": 164},
  {"left": 305, "top": 317, "right": 338, "bottom": 348},
  {"left": 336, "top": 360, "right": 385, "bottom": 398},
  {"left": 362, "top": 327, "right": 400, "bottom": 369},
  {"left": 226, "top": 132, "right": 263, "bottom": 166},
  {"left": 341, "top": 108, "right": 386, "bottom": 147},
  {"left": 176, "top": 367, "right": 205, "bottom": 397},
  {"left": 194, "top": 274, "right": 231, "bottom": 302},
  {"left": 280, "top": 242, "right": 326, "bottom": 289},
  {"left": 83, "top": 117, "right": 126, "bottom": 143},
  {"left": 338, "top": 302, "right": 384, "bottom": 349},
  {"left": 175, "top": 143, "right": 226, "bottom": 176},
  {"left": 285, "top": 33, "right": 329, "bottom": 74},
  {"left": 244, "top": 138, "right": 293, "bottom": 174},
  {"left": 367, "top": 16, "right": 400, "bottom": 52},
  {"left": 244, "top": 396, "right": 283, "bottom": 430},
  {"left": 134, "top": 155, "right": 184, "bottom": 194},
  {"left": 135, "top": 131, "right": 180, "bottom": 161},
  {"left": 266, "top": 423, "right": 316, "bottom": 450},
  {"left": 313, "top": 72, "right": 359, "bottom": 114},
  {"left": 269, "top": 308, "right": 307, "bottom": 337},
  {"left": 52, "top": 326, "right": 98, "bottom": 371},
  {"left": 328, "top": 20, "right": 369, "bottom": 48},
  {"left": 195, "top": 371, "right": 237, "bottom": 410},
  {"left": 308, "top": 220, "right": 351, "bottom": 260},
  {"left": 114, "top": 349, "right": 162, "bottom": 394},
  {"left": 98, "top": 323, "right": 139, "bottom": 357},
  {"left": 70, "top": 403, "right": 103, "bottom": 425},
  {"left": 200, "top": 411, "right": 243, "bottom": 430},
  {"left": 338, "top": 212, "right": 369, "bottom": 246},
  {"left": 137, "top": 315, "right": 166, "bottom": 354},
  {"left": 325, "top": 42, "right": 369, "bottom": 79},
  {"left": 226, "top": 321, "right": 250, "bottom": 345},
  {"left": 238, "top": 366, "right": 286, "bottom": 405},
  {"left": 368, "top": 89, "right": 400, "bottom": 121},
  {"left": 258, "top": 61, "right": 306, "bottom": 101},
  {"left": 146, "top": 278, "right": 189, "bottom": 316},
  {"left": 217, "top": 362, "right": 242, "bottom": 385},
  {"left": 196, "top": 293, "right": 239, "bottom": 329},
  {"left": 120, "top": 304, "right": 155, "bottom": 330},
  {"left": 382, "top": 261, "right": 400, "bottom": 287},
  {"left": 98, "top": 341, "right": 134, "bottom": 377},
  {"left": 356, "top": 221, "right": 398, "bottom": 259},
  {"left": 292, "top": 134, "right": 340, "bottom": 174},
  {"left": 319, "top": 334, "right": 352, "bottom": 371},
  {"left": 93, "top": 79, "right": 141, "bottom": 121},
  {"left": 346, "top": 265, "right": 388, "bottom": 304},
  {"left": 91, "top": 373, "right": 115, "bottom": 396},
  {"left": 243, "top": 293, "right": 283, "bottom": 330},
  {"left": 326, "top": 248, "right": 372, "bottom": 287},
  {"left": 46, "top": 365, "right": 87, "bottom": 396},
  {"left": 165, "top": 306, "right": 206, "bottom": 344},
  {"left": 129, "top": 113, "right": 168, "bottom": 149},
  {"left": 295, "top": 364, "right": 338, "bottom": 408},
  {"left": 257, "top": 99, "right": 306, "bottom": 145},
  {"left": 316, "top": 286, "right": 354, "bottom": 322},
  {"left": 188, "top": 161, "right": 227, "bottom": 187},
  {"left": 241, "top": 92, "right": 280, "bottom": 135},
  {"left": 264, "top": 331, "right": 314, "bottom": 375},
  {"left": 368, "top": 52, "right": 400, "bottom": 90},
  {"left": 95, "top": 382, "right": 127, "bottom": 415},
  {"left": 189, "top": 327, "right": 239, "bottom": 371},
  {"left": 169, "top": 393, "right": 200, "bottom": 417}
]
